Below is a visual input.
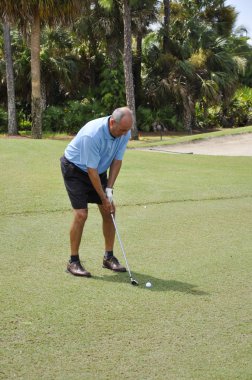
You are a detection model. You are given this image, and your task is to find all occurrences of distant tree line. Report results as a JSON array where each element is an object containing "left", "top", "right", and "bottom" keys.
[{"left": 0, "top": 0, "right": 251, "bottom": 138}]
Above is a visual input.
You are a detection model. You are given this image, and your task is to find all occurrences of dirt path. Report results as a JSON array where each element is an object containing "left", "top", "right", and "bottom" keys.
[{"left": 141, "top": 133, "right": 252, "bottom": 156}]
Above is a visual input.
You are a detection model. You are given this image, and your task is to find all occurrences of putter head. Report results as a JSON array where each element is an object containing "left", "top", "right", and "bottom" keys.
[{"left": 131, "top": 278, "right": 139, "bottom": 286}]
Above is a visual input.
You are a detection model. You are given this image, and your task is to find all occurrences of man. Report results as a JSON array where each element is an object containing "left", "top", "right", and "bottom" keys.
[{"left": 60, "top": 106, "right": 133, "bottom": 277}]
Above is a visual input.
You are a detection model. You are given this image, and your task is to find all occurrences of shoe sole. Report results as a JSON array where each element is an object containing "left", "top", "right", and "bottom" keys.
[
  {"left": 66, "top": 269, "right": 92, "bottom": 277},
  {"left": 102, "top": 265, "right": 126, "bottom": 272}
]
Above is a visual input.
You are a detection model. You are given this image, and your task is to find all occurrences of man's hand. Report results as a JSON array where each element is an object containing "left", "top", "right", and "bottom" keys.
[
  {"left": 102, "top": 197, "right": 114, "bottom": 213},
  {"left": 87, "top": 167, "right": 114, "bottom": 213},
  {"left": 105, "top": 187, "right": 113, "bottom": 203}
]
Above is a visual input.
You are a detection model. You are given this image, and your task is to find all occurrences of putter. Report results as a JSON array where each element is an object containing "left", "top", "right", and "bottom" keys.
[{"left": 111, "top": 213, "right": 138, "bottom": 286}]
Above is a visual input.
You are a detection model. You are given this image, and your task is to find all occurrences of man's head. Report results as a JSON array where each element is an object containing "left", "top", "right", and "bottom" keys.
[{"left": 109, "top": 107, "right": 133, "bottom": 137}]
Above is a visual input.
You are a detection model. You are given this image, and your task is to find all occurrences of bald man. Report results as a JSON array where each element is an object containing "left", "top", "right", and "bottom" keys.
[{"left": 60, "top": 107, "right": 133, "bottom": 277}]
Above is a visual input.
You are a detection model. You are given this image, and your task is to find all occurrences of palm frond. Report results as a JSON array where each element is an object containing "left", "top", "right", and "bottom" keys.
[{"left": 232, "top": 56, "right": 247, "bottom": 75}]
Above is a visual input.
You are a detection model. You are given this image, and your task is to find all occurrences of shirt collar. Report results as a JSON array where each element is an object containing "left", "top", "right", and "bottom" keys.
[{"left": 104, "top": 116, "right": 115, "bottom": 140}]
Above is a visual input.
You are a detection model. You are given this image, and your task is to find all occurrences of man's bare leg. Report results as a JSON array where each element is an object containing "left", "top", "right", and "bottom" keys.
[
  {"left": 98, "top": 205, "right": 115, "bottom": 251},
  {"left": 70, "top": 209, "right": 88, "bottom": 255},
  {"left": 67, "top": 208, "right": 91, "bottom": 277},
  {"left": 98, "top": 205, "right": 126, "bottom": 272}
]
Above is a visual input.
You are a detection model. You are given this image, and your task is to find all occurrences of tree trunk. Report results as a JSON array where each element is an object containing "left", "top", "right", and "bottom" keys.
[
  {"left": 31, "top": 7, "right": 42, "bottom": 139},
  {"left": 134, "top": 32, "right": 142, "bottom": 108},
  {"left": 3, "top": 21, "right": 18, "bottom": 135},
  {"left": 122, "top": 0, "right": 138, "bottom": 140},
  {"left": 41, "top": 76, "right": 47, "bottom": 112},
  {"left": 183, "top": 99, "right": 193, "bottom": 134},
  {"left": 163, "top": 0, "right": 170, "bottom": 53}
]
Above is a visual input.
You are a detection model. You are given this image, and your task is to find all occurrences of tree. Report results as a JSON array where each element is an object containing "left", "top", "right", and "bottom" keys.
[
  {"left": 76, "top": 1, "right": 126, "bottom": 110},
  {"left": 2, "top": 20, "right": 18, "bottom": 135},
  {"left": 131, "top": 0, "right": 158, "bottom": 107},
  {"left": 40, "top": 26, "right": 81, "bottom": 106},
  {"left": 122, "top": 0, "right": 138, "bottom": 139},
  {"left": 143, "top": 0, "right": 245, "bottom": 132},
  {"left": 163, "top": 0, "right": 170, "bottom": 53},
  {"left": 99, "top": 0, "right": 138, "bottom": 139},
  {"left": 0, "top": 0, "right": 82, "bottom": 138}
]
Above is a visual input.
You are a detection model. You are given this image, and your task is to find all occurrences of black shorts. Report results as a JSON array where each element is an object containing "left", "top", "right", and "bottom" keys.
[{"left": 60, "top": 156, "right": 107, "bottom": 209}]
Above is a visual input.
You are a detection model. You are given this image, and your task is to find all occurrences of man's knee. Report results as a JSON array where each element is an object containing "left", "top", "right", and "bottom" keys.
[
  {"left": 74, "top": 209, "right": 88, "bottom": 224},
  {"left": 100, "top": 205, "right": 116, "bottom": 222}
]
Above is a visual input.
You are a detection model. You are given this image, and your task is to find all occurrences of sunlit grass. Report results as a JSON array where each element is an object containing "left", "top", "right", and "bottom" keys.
[{"left": 0, "top": 137, "right": 252, "bottom": 380}]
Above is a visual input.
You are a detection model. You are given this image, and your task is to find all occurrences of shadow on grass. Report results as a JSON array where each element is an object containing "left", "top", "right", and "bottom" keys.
[{"left": 92, "top": 272, "right": 209, "bottom": 295}]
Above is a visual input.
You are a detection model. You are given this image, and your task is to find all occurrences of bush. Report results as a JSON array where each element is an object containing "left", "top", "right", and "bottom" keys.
[
  {"left": 136, "top": 106, "right": 182, "bottom": 132},
  {"left": 195, "top": 104, "right": 222, "bottom": 130},
  {"left": 43, "top": 99, "right": 105, "bottom": 134},
  {"left": 196, "top": 87, "right": 252, "bottom": 129},
  {"left": 100, "top": 62, "right": 125, "bottom": 112},
  {"left": 43, "top": 105, "right": 67, "bottom": 132},
  {"left": 17, "top": 107, "right": 32, "bottom": 131},
  {"left": 223, "top": 87, "right": 252, "bottom": 127},
  {"left": 19, "top": 120, "right": 32, "bottom": 131},
  {"left": 136, "top": 106, "right": 155, "bottom": 132},
  {"left": 0, "top": 107, "right": 7, "bottom": 133},
  {"left": 155, "top": 106, "right": 181, "bottom": 131}
]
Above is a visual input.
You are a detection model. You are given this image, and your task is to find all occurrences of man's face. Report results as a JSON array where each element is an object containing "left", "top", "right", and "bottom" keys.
[{"left": 110, "top": 116, "right": 132, "bottom": 137}]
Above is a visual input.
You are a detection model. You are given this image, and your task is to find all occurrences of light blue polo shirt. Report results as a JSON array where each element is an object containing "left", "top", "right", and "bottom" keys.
[{"left": 64, "top": 116, "right": 131, "bottom": 174}]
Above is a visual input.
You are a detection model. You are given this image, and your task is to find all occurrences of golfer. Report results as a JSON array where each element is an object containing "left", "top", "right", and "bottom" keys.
[{"left": 60, "top": 107, "right": 133, "bottom": 277}]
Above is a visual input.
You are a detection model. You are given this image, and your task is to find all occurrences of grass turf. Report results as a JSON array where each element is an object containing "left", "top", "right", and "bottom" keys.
[{"left": 0, "top": 138, "right": 252, "bottom": 379}]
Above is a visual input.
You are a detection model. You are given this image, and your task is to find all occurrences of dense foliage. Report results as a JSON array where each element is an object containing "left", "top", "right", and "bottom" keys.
[{"left": 0, "top": 0, "right": 251, "bottom": 135}]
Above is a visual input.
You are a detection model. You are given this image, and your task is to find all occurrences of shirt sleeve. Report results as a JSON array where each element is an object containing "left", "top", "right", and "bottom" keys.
[
  {"left": 115, "top": 131, "right": 131, "bottom": 160},
  {"left": 80, "top": 135, "right": 100, "bottom": 169}
]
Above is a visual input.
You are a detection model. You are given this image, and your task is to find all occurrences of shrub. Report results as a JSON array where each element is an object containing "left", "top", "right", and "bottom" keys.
[
  {"left": 136, "top": 106, "right": 182, "bottom": 132},
  {"left": 17, "top": 107, "right": 32, "bottom": 131},
  {"left": 42, "top": 99, "right": 105, "bottom": 134},
  {"left": 100, "top": 63, "right": 125, "bottom": 112},
  {"left": 136, "top": 106, "right": 155, "bottom": 132},
  {"left": 195, "top": 104, "right": 222, "bottom": 130},
  {"left": 43, "top": 105, "right": 65, "bottom": 132},
  {"left": 155, "top": 106, "right": 181, "bottom": 131},
  {"left": 196, "top": 87, "right": 252, "bottom": 129},
  {"left": 224, "top": 87, "right": 252, "bottom": 127},
  {"left": 0, "top": 107, "right": 7, "bottom": 133}
]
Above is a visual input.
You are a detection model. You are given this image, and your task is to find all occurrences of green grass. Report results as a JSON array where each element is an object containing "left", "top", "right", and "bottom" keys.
[{"left": 1, "top": 139, "right": 252, "bottom": 379}]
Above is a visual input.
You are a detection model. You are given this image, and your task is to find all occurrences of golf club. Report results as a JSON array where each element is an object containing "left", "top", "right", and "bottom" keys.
[{"left": 111, "top": 213, "right": 138, "bottom": 286}]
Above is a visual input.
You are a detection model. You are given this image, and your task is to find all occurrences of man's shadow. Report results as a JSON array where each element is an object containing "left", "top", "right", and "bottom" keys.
[{"left": 92, "top": 272, "right": 209, "bottom": 295}]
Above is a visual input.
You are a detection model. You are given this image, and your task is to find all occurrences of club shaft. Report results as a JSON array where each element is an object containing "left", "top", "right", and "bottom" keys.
[{"left": 111, "top": 213, "right": 133, "bottom": 278}]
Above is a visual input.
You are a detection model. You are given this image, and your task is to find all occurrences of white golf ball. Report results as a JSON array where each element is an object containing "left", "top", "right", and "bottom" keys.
[{"left": 146, "top": 281, "right": 152, "bottom": 288}]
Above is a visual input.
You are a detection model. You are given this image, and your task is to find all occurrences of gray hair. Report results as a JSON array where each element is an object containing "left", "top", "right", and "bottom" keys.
[{"left": 112, "top": 107, "right": 133, "bottom": 123}]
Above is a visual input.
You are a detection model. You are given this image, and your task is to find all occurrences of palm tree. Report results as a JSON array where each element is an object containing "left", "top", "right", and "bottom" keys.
[
  {"left": 122, "top": 0, "right": 138, "bottom": 139},
  {"left": 40, "top": 26, "right": 80, "bottom": 107},
  {"left": 163, "top": 0, "right": 170, "bottom": 53},
  {"left": 92, "top": 1, "right": 124, "bottom": 71},
  {"left": 143, "top": 0, "right": 244, "bottom": 132},
  {"left": 76, "top": 1, "right": 126, "bottom": 110},
  {"left": 131, "top": 0, "right": 158, "bottom": 107},
  {"left": 2, "top": 20, "right": 18, "bottom": 135},
  {"left": 0, "top": 0, "right": 82, "bottom": 138},
  {"left": 99, "top": 0, "right": 138, "bottom": 139}
]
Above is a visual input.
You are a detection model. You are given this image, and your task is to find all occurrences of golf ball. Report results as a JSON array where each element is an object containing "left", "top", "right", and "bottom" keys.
[{"left": 146, "top": 281, "right": 152, "bottom": 288}]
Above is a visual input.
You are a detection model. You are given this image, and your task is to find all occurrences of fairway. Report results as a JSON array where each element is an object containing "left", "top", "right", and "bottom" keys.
[{"left": 0, "top": 139, "right": 252, "bottom": 379}]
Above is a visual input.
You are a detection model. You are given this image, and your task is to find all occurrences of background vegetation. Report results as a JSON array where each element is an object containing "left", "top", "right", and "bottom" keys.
[{"left": 0, "top": 0, "right": 252, "bottom": 136}]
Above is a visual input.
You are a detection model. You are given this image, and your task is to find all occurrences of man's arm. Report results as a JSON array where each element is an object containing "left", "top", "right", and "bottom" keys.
[
  {"left": 87, "top": 167, "right": 113, "bottom": 212},
  {"left": 107, "top": 159, "right": 122, "bottom": 188}
]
